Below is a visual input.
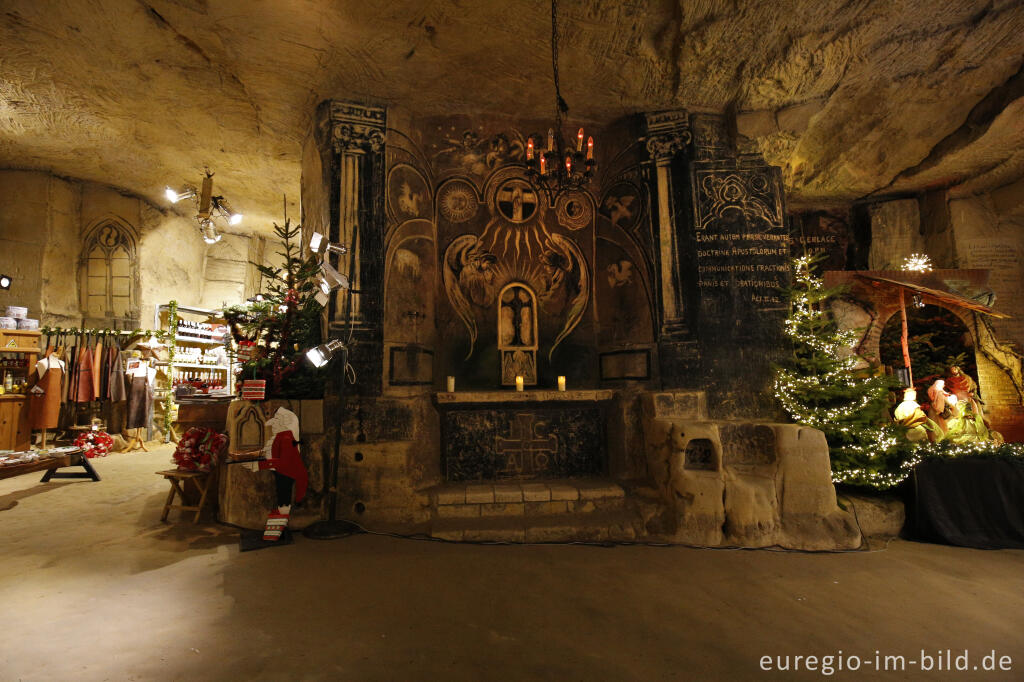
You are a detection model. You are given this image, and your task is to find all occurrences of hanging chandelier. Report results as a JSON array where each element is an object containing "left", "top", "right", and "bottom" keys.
[{"left": 525, "top": 0, "right": 594, "bottom": 196}]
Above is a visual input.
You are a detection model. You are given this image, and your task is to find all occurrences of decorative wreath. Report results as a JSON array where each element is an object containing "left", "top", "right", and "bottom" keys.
[
  {"left": 74, "top": 430, "right": 114, "bottom": 458},
  {"left": 172, "top": 427, "right": 227, "bottom": 472}
]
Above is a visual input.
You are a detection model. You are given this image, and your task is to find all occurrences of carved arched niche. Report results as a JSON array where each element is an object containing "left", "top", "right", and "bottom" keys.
[
  {"left": 79, "top": 217, "right": 140, "bottom": 327},
  {"left": 498, "top": 282, "right": 538, "bottom": 386}
]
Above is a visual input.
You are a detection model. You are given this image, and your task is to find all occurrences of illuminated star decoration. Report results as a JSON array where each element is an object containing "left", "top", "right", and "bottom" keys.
[{"left": 901, "top": 253, "right": 933, "bottom": 272}]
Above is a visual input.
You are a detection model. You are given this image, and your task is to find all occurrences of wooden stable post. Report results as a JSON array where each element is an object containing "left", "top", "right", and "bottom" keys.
[{"left": 899, "top": 288, "right": 913, "bottom": 387}]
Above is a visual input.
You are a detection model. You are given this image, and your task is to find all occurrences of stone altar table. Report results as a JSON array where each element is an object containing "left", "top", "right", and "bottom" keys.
[{"left": 435, "top": 390, "right": 614, "bottom": 482}]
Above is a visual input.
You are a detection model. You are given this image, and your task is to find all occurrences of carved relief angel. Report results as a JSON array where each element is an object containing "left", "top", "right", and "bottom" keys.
[
  {"left": 443, "top": 235, "right": 497, "bottom": 359},
  {"left": 539, "top": 233, "right": 590, "bottom": 359}
]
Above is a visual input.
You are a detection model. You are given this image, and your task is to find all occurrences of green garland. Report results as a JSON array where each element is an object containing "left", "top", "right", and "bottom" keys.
[
  {"left": 163, "top": 300, "right": 178, "bottom": 436},
  {"left": 40, "top": 325, "right": 169, "bottom": 338}
]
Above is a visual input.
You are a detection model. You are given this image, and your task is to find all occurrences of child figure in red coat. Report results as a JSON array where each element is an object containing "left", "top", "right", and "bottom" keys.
[{"left": 254, "top": 407, "right": 308, "bottom": 541}]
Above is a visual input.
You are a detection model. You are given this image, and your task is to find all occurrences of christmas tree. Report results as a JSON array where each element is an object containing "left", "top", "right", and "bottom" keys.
[
  {"left": 773, "top": 255, "right": 903, "bottom": 488},
  {"left": 223, "top": 218, "right": 325, "bottom": 398}
]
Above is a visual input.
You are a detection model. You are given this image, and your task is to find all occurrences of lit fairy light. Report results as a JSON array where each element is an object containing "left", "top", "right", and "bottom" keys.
[{"left": 901, "top": 253, "right": 933, "bottom": 272}]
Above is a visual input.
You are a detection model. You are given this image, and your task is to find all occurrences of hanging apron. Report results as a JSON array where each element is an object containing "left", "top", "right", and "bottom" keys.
[
  {"left": 29, "top": 356, "right": 64, "bottom": 430},
  {"left": 75, "top": 343, "right": 96, "bottom": 403}
]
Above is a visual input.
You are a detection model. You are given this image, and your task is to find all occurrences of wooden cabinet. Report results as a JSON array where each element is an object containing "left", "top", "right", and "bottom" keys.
[
  {"left": 0, "top": 329, "right": 41, "bottom": 450},
  {"left": 0, "top": 396, "right": 31, "bottom": 450}
]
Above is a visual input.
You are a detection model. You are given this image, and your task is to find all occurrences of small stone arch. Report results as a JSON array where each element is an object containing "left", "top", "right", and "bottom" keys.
[{"left": 498, "top": 282, "right": 538, "bottom": 386}]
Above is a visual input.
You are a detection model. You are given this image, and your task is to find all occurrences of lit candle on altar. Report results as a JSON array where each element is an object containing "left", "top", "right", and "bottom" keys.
[
  {"left": 565, "top": 155, "right": 572, "bottom": 173},
  {"left": 526, "top": 138, "right": 534, "bottom": 161},
  {"left": 586, "top": 136, "right": 594, "bottom": 161},
  {"left": 446, "top": 376, "right": 455, "bottom": 392},
  {"left": 515, "top": 376, "right": 524, "bottom": 392},
  {"left": 539, "top": 155, "right": 547, "bottom": 174},
  {"left": 547, "top": 128, "right": 554, "bottom": 152},
  {"left": 577, "top": 128, "right": 584, "bottom": 152},
  {"left": 557, "top": 375, "right": 566, "bottom": 391}
]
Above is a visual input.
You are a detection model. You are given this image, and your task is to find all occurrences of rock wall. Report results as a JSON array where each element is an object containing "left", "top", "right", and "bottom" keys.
[{"left": 0, "top": 169, "right": 288, "bottom": 334}]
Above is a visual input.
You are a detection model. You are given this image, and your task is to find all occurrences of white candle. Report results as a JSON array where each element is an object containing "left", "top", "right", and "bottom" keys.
[
  {"left": 446, "top": 376, "right": 455, "bottom": 392},
  {"left": 515, "top": 376, "right": 524, "bottom": 392},
  {"left": 557, "top": 376, "right": 566, "bottom": 391}
]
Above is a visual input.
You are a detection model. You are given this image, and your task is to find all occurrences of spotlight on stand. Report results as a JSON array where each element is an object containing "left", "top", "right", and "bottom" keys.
[
  {"left": 312, "top": 261, "right": 350, "bottom": 308},
  {"left": 310, "top": 231, "right": 348, "bottom": 257},
  {"left": 0, "top": 274, "right": 10, "bottom": 290},
  {"left": 165, "top": 186, "right": 196, "bottom": 204},
  {"left": 305, "top": 338, "right": 346, "bottom": 368}
]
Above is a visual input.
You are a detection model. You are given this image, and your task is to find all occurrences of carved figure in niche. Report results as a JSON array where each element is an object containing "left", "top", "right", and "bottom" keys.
[
  {"left": 946, "top": 365, "right": 983, "bottom": 419},
  {"left": 498, "top": 284, "right": 538, "bottom": 385}
]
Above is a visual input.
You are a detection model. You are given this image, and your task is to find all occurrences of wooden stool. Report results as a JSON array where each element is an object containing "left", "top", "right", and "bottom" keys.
[{"left": 157, "top": 469, "right": 212, "bottom": 523}]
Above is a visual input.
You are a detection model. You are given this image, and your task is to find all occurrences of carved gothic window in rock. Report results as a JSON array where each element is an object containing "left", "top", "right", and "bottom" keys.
[
  {"left": 80, "top": 220, "right": 138, "bottom": 326},
  {"left": 498, "top": 283, "right": 538, "bottom": 385}
]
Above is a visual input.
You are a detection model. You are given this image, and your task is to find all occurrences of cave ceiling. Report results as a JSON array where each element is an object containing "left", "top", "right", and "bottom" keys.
[{"left": 1, "top": 0, "right": 1023, "bottom": 229}]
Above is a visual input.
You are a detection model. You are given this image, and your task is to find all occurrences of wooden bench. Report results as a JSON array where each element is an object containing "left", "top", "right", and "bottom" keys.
[
  {"left": 0, "top": 448, "right": 99, "bottom": 483},
  {"left": 156, "top": 469, "right": 213, "bottom": 523}
]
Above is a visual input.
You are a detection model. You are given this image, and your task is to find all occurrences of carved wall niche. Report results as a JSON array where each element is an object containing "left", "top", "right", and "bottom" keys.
[
  {"left": 78, "top": 217, "right": 140, "bottom": 328},
  {"left": 498, "top": 283, "right": 538, "bottom": 385}
]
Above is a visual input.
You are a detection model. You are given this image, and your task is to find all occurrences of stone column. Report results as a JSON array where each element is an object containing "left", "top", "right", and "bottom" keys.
[
  {"left": 644, "top": 110, "right": 691, "bottom": 338},
  {"left": 643, "top": 110, "right": 699, "bottom": 385},
  {"left": 316, "top": 101, "right": 387, "bottom": 395}
]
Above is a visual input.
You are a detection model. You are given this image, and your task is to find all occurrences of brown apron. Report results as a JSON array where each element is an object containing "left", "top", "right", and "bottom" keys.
[{"left": 29, "top": 358, "right": 64, "bottom": 430}]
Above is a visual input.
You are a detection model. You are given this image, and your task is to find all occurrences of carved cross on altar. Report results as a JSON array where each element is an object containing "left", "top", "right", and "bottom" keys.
[{"left": 495, "top": 413, "right": 558, "bottom": 476}]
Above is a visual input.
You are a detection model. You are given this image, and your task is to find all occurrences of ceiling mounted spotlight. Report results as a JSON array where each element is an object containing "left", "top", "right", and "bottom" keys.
[
  {"left": 310, "top": 231, "right": 348, "bottom": 257},
  {"left": 305, "top": 339, "right": 346, "bottom": 368},
  {"left": 165, "top": 169, "right": 243, "bottom": 243},
  {"left": 0, "top": 274, "right": 11, "bottom": 290}
]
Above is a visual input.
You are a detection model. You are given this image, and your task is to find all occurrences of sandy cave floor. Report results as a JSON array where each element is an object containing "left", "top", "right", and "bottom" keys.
[{"left": 1, "top": 445, "right": 1023, "bottom": 682}]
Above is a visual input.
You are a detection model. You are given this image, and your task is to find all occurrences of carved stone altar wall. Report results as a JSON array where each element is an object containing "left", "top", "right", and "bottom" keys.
[{"left": 379, "top": 113, "right": 659, "bottom": 393}]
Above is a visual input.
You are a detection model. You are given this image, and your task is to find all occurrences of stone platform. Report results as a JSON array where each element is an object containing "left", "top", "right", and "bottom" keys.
[{"left": 425, "top": 479, "right": 646, "bottom": 543}]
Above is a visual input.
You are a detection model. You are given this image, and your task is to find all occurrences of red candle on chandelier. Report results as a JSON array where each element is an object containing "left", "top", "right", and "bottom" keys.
[
  {"left": 526, "top": 138, "right": 534, "bottom": 161},
  {"left": 577, "top": 128, "right": 584, "bottom": 152},
  {"left": 539, "top": 155, "right": 547, "bottom": 174},
  {"left": 565, "top": 155, "right": 572, "bottom": 173},
  {"left": 587, "top": 136, "right": 594, "bottom": 161}
]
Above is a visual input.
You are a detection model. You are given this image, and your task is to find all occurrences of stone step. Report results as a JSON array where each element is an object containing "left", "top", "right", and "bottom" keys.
[
  {"left": 426, "top": 479, "right": 627, "bottom": 519},
  {"left": 430, "top": 508, "right": 642, "bottom": 543}
]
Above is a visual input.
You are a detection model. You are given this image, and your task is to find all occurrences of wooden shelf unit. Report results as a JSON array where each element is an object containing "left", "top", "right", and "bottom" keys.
[{"left": 0, "top": 329, "right": 41, "bottom": 450}]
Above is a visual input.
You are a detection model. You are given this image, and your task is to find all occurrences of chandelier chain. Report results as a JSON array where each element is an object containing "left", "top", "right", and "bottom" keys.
[{"left": 551, "top": 0, "right": 567, "bottom": 134}]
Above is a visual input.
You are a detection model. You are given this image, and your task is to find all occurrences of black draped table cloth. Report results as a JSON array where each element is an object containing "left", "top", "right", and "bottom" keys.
[{"left": 912, "top": 456, "right": 1024, "bottom": 549}]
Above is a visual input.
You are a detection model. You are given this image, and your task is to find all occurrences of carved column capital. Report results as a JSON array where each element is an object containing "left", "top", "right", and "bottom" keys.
[
  {"left": 328, "top": 101, "right": 387, "bottom": 154},
  {"left": 643, "top": 110, "right": 691, "bottom": 163}
]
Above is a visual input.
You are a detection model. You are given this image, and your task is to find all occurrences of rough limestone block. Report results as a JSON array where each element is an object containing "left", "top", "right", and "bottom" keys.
[
  {"left": 520, "top": 483, "right": 551, "bottom": 502},
  {"left": 723, "top": 472, "right": 780, "bottom": 547},
  {"left": 464, "top": 485, "right": 494, "bottom": 504},
  {"left": 548, "top": 483, "right": 579, "bottom": 501},
  {"left": 838, "top": 493, "right": 905, "bottom": 538},
  {"left": 493, "top": 484, "right": 523, "bottom": 503},
  {"left": 736, "top": 109, "right": 778, "bottom": 139},
  {"left": 436, "top": 504, "right": 480, "bottom": 519},
  {"left": 434, "top": 487, "right": 465, "bottom": 506},
  {"left": 642, "top": 391, "right": 708, "bottom": 421},
  {"left": 774, "top": 424, "right": 836, "bottom": 517},
  {"left": 480, "top": 502, "right": 524, "bottom": 516},
  {"left": 577, "top": 482, "right": 624, "bottom": 500}
]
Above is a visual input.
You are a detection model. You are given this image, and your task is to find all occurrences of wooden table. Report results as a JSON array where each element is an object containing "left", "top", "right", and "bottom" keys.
[{"left": 0, "top": 447, "right": 100, "bottom": 482}]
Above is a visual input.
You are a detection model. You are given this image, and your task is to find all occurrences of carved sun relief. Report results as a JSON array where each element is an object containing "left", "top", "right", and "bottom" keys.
[{"left": 441, "top": 170, "right": 591, "bottom": 362}]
